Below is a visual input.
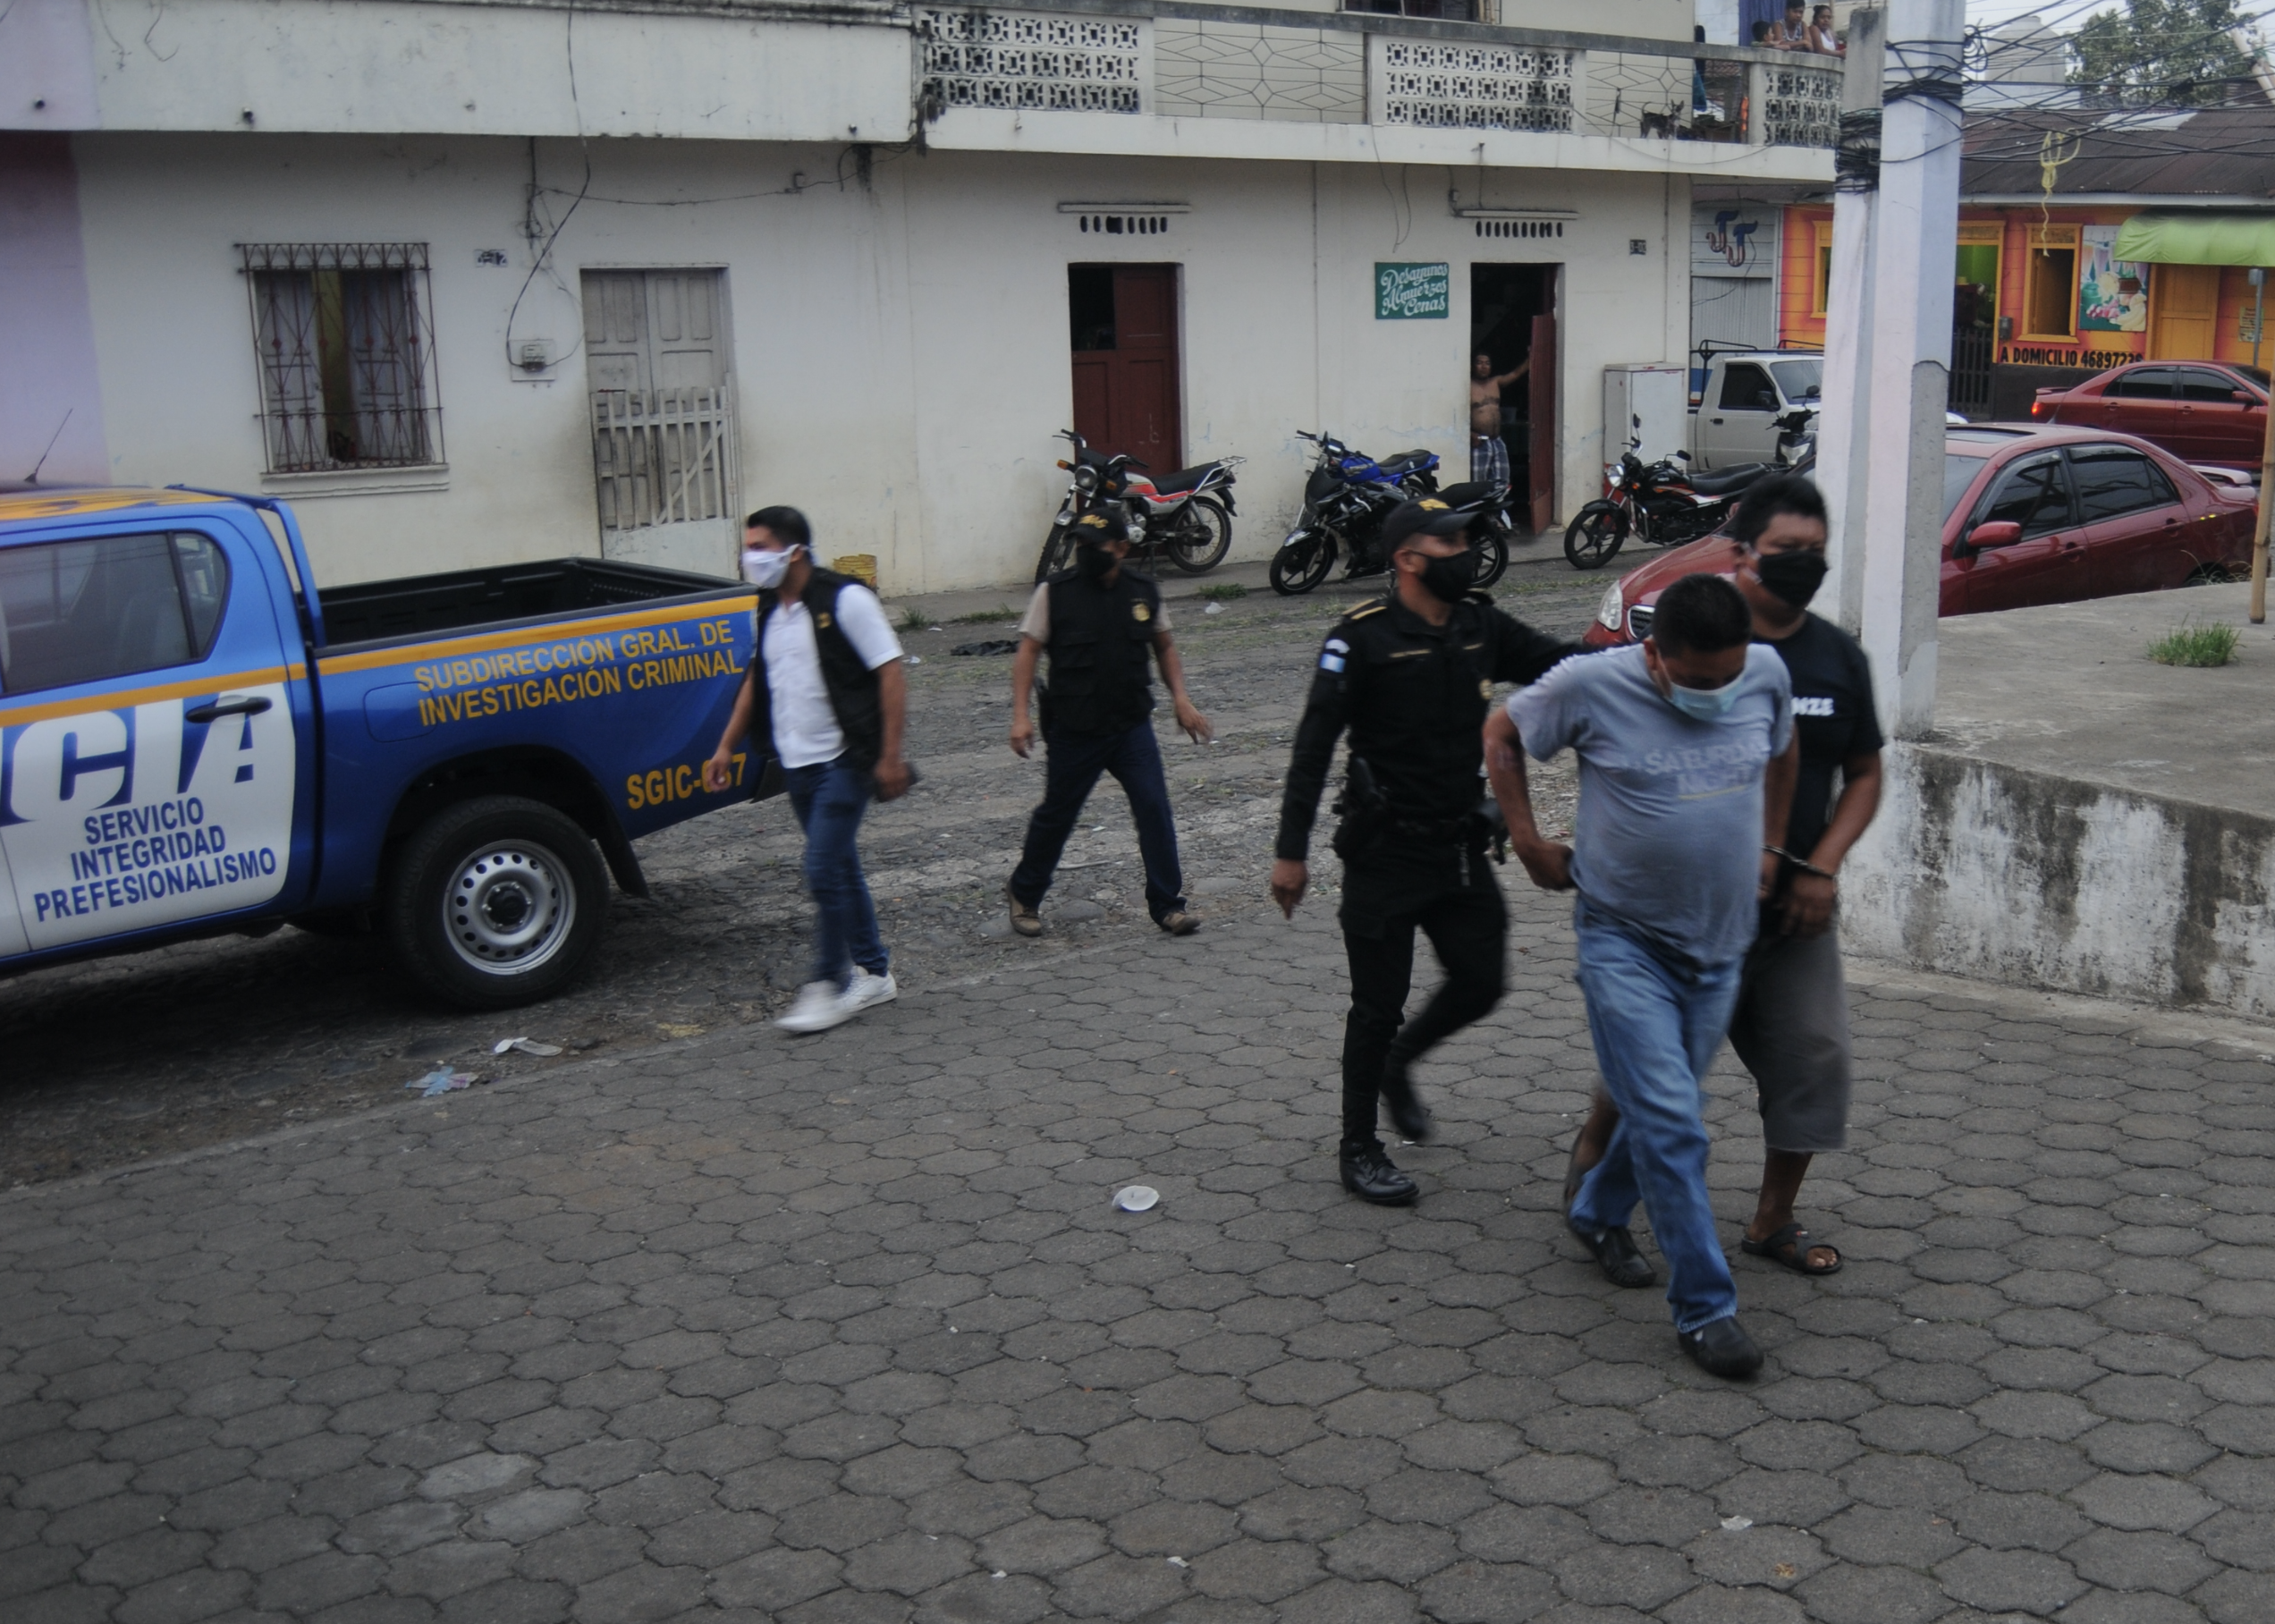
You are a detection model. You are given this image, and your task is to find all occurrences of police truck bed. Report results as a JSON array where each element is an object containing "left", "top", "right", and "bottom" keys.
[{"left": 317, "top": 558, "right": 744, "bottom": 647}]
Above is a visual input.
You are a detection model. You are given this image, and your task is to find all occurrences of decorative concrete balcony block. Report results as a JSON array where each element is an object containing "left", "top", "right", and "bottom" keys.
[
  {"left": 1372, "top": 37, "right": 1577, "bottom": 135},
  {"left": 918, "top": 8, "right": 1147, "bottom": 114},
  {"left": 1758, "top": 61, "right": 1841, "bottom": 148}
]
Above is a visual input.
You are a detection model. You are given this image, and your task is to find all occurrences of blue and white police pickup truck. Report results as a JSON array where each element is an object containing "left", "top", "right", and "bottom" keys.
[{"left": 0, "top": 486, "right": 765, "bottom": 1008}]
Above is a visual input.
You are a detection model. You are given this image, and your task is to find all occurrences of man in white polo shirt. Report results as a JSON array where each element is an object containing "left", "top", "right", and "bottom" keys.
[{"left": 705, "top": 506, "right": 911, "bottom": 1034}]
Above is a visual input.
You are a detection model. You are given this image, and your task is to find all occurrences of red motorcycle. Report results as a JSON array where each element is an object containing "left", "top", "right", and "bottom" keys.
[
  {"left": 1561, "top": 428, "right": 1784, "bottom": 571},
  {"left": 1036, "top": 430, "right": 1243, "bottom": 582}
]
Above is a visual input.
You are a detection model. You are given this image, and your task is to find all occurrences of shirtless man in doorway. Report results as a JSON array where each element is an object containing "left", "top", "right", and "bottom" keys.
[{"left": 1471, "top": 351, "right": 1529, "bottom": 486}]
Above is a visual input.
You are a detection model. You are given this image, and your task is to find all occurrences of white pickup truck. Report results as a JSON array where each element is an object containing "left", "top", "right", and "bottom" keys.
[{"left": 1690, "top": 351, "right": 1823, "bottom": 469}]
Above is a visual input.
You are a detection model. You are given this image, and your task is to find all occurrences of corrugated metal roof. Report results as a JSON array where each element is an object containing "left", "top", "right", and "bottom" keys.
[{"left": 1964, "top": 103, "right": 2275, "bottom": 202}]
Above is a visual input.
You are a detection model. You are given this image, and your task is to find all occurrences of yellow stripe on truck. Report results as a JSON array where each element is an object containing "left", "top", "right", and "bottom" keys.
[
  {"left": 0, "top": 665, "right": 296, "bottom": 731},
  {"left": 316, "top": 599, "right": 751, "bottom": 678}
]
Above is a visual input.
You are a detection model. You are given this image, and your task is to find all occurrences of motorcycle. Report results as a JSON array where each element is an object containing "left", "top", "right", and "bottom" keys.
[
  {"left": 1560, "top": 425, "right": 1776, "bottom": 571},
  {"left": 1773, "top": 406, "right": 1816, "bottom": 469},
  {"left": 1270, "top": 433, "right": 1510, "bottom": 596},
  {"left": 1034, "top": 429, "right": 1243, "bottom": 582}
]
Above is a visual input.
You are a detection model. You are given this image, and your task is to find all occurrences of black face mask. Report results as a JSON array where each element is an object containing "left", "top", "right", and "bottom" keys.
[
  {"left": 1078, "top": 542, "right": 1117, "bottom": 582},
  {"left": 1416, "top": 547, "right": 1478, "bottom": 605},
  {"left": 1755, "top": 548, "right": 1828, "bottom": 608}
]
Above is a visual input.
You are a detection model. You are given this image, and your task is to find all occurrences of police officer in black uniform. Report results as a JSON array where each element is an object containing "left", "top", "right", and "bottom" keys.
[
  {"left": 1007, "top": 510, "right": 1214, "bottom": 936},
  {"left": 1271, "top": 499, "right": 1578, "bottom": 1205}
]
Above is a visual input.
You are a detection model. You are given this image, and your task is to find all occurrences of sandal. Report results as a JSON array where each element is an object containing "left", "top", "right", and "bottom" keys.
[
  {"left": 1741, "top": 1222, "right": 1842, "bottom": 1276},
  {"left": 1569, "top": 1218, "right": 1656, "bottom": 1289}
]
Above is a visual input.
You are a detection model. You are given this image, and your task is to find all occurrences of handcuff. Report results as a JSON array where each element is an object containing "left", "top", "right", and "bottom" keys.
[{"left": 1763, "top": 845, "right": 1838, "bottom": 882}]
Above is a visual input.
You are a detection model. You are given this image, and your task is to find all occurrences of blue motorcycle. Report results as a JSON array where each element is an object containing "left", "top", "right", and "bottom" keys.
[{"left": 1269, "top": 432, "right": 1509, "bottom": 596}]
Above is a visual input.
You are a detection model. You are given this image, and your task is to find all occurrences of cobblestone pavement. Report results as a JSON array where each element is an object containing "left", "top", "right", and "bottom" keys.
[
  {"left": 0, "top": 562, "right": 1596, "bottom": 1188},
  {"left": 9, "top": 852, "right": 2275, "bottom": 1620}
]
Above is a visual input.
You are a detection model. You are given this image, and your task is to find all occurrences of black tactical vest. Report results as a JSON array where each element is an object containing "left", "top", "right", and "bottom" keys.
[
  {"left": 748, "top": 570, "right": 885, "bottom": 772},
  {"left": 1042, "top": 568, "right": 1159, "bottom": 737}
]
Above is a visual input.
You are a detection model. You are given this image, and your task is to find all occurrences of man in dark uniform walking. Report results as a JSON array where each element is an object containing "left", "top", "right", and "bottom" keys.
[
  {"left": 1272, "top": 499, "right": 1577, "bottom": 1205},
  {"left": 1006, "top": 510, "right": 1214, "bottom": 936}
]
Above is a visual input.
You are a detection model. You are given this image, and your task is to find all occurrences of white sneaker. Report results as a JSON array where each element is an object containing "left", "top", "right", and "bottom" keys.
[
  {"left": 776, "top": 979, "right": 855, "bottom": 1034},
  {"left": 841, "top": 967, "right": 898, "bottom": 1014}
]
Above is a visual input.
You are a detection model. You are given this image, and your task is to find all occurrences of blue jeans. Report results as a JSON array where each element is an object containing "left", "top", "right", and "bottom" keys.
[
  {"left": 1569, "top": 901, "right": 1743, "bottom": 1334},
  {"left": 783, "top": 754, "right": 887, "bottom": 989},
  {"left": 1010, "top": 723, "right": 1186, "bottom": 924}
]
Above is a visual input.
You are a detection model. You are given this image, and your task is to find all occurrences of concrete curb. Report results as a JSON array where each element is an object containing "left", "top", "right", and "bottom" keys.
[{"left": 1847, "top": 740, "right": 2275, "bottom": 1025}]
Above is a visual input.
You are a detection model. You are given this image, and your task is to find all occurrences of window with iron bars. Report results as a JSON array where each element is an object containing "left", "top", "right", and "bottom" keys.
[{"left": 239, "top": 243, "right": 444, "bottom": 474}]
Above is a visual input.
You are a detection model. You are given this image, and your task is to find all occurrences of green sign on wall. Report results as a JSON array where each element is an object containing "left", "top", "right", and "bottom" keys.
[{"left": 1375, "top": 262, "right": 1450, "bottom": 320}]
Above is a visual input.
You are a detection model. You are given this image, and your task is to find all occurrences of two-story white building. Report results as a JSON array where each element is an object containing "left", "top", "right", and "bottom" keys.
[{"left": 3, "top": 0, "right": 1835, "bottom": 590}]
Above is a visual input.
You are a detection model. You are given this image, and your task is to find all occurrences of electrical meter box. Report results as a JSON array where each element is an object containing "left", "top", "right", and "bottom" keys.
[{"left": 1603, "top": 365, "right": 1689, "bottom": 467}]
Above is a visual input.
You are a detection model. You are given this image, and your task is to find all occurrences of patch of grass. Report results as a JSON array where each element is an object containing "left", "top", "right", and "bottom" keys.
[
  {"left": 2148, "top": 621, "right": 2240, "bottom": 668},
  {"left": 952, "top": 604, "right": 1021, "bottom": 625},
  {"left": 1197, "top": 583, "right": 1247, "bottom": 601},
  {"left": 894, "top": 605, "right": 930, "bottom": 634}
]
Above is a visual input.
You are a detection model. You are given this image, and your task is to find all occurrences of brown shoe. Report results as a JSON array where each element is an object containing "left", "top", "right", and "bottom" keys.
[
  {"left": 1005, "top": 884, "right": 1043, "bottom": 938},
  {"left": 1157, "top": 910, "right": 1200, "bottom": 936}
]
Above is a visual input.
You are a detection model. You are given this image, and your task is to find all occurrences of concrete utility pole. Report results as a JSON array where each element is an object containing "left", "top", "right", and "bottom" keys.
[
  {"left": 1856, "top": 0, "right": 1963, "bottom": 739},
  {"left": 1816, "top": 7, "right": 1884, "bottom": 637}
]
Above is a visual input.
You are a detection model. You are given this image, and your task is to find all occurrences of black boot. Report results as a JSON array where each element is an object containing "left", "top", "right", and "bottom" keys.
[
  {"left": 1340, "top": 1139, "right": 1419, "bottom": 1205},
  {"left": 1378, "top": 1054, "right": 1434, "bottom": 1143}
]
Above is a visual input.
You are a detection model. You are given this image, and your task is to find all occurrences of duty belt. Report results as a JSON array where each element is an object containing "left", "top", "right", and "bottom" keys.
[{"left": 1392, "top": 814, "right": 1483, "bottom": 846}]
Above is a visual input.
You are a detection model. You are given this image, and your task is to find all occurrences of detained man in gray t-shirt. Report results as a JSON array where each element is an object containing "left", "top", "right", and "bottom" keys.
[{"left": 1485, "top": 574, "right": 1797, "bottom": 1379}]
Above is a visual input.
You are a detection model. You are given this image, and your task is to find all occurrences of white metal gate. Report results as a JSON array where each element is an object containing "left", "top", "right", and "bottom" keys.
[{"left": 590, "top": 385, "right": 739, "bottom": 532}]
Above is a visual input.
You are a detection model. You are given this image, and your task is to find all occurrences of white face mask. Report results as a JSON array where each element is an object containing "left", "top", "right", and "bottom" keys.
[{"left": 742, "top": 544, "right": 799, "bottom": 588}]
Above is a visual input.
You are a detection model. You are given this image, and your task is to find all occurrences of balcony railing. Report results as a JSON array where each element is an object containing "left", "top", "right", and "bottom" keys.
[
  {"left": 918, "top": 9, "right": 1146, "bottom": 113},
  {"left": 914, "top": 5, "right": 1842, "bottom": 148}
]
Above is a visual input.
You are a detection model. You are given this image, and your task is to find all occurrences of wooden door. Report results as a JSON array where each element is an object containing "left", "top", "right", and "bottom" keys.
[
  {"left": 647, "top": 270, "right": 727, "bottom": 390},
  {"left": 579, "top": 268, "right": 737, "bottom": 571},
  {"left": 1070, "top": 266, "right": 1182, "bottom": 474},
  {"left": 1527, "top": 311, "right": 1557, "bottom": 534},
  {"left": 581, "top": 270, "right": 726, "bottom": 394},
  {"left": 2149, "top": 265, "right": 2220, "bottom": 360},
  {"left": 583, "top": 272, "right": 651, "bottom": 394}
]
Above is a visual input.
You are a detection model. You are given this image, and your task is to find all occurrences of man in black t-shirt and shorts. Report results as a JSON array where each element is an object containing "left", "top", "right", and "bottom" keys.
[{"left": 1565, "top": 475, "right": 1882, "bottom": 1278}]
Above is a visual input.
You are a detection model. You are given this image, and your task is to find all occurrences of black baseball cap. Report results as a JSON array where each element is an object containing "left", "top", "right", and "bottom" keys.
[
  {"left": 1379, "top": 498, "right": 1477, "bottom": 550},
  {"left": 1072, "top": 509, "right": 1131, "bottom": 543}
]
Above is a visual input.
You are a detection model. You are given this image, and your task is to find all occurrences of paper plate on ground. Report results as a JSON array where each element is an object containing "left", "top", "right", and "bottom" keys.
[{"left": 1113, "top": 1186, "right": 1160, "bottom": 1213}]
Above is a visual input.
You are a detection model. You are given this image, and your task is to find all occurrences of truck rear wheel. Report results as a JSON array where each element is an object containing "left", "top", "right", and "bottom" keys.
[{"left": 385, "top": 795, "right": 608, "bottom": 1009}]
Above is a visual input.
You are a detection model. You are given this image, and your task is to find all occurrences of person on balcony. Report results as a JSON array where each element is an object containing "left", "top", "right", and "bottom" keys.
[{"left": 1806, "top": 4, "right": 1844, "bottom": 55}]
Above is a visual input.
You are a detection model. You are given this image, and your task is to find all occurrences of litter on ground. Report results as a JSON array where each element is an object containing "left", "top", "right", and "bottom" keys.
[{"left": 405, "top": 1068, "right": 479, "bottom": 1097}]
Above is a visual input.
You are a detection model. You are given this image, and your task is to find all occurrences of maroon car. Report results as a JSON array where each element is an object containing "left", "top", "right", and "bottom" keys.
[
  {"left": 1582, "top": 425, "right": 2258, "bottom": 648},
  {"left": 2033, "top": 359, "right": 2270, "bottom": 472}
]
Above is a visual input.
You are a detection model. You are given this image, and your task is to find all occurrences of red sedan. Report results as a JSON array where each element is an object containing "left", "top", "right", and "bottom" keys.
[
  {"left": 2033, "top": 359, "right": 2269, "bottom": 472},
  {"left": 1581, "top": 425, "right": 2258, "bottom": 648}
]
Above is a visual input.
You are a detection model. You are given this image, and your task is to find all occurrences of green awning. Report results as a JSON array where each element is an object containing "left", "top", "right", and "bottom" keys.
[{"left": 2112, "top": 212, "right": 2275, "bottom": 266}]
